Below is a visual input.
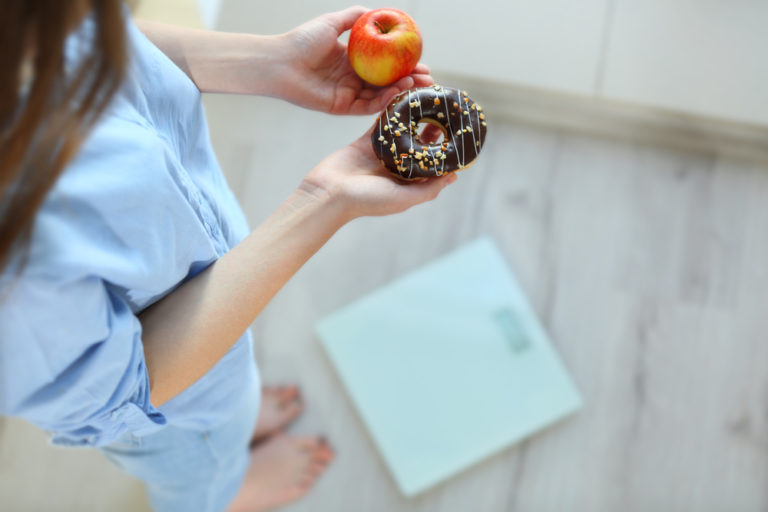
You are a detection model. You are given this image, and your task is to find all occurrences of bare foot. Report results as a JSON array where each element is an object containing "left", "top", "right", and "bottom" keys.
[
  {"left": 251, "top": 386, "right": 304, "bottom": 445},
  {"left": 227, "top": 434, "right": 334, "bottom": 512}
]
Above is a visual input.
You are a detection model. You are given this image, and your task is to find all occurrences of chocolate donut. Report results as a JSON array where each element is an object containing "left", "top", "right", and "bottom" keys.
[{"left": 372, "top": 84, "right": 488, "bottom": 180}]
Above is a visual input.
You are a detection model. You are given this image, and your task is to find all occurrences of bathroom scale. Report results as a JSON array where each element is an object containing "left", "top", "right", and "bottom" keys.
[{"left": 316, "top": 236, "right": 582, "bottom": 496}]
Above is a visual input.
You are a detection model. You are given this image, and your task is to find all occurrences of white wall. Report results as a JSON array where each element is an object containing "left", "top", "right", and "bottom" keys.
[
  {"left": 213, "top": 0, "right": 768, "bottom": 127},
  {"left": 196, "top": 0, "right": 223, "bottom": 29}
]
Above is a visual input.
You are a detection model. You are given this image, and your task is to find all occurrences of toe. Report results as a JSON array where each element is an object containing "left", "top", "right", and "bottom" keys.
[
  {"left": 280, "top": 399, "right": 303, "bottom": 422},
  {"left": 251, "top": 388, "right": 304, "bottom": 443},
  {"left": 312, "top": 447, "right": 334, "bottom": 463},
  {"left": 277, "top": 386, "right": 300, "bottom": 405},
  {"left": 232, "top": 434, "right": 328, "bottom": 512},
  {"left": 258, "top": 387, "right": 282, "bottom": 413},
  {"left": 298, "top": 436, "right": 325, "bottom": 451},
  {"left": 307, "top": 461, "right": 328, "bottom": 476},
  {"left": 297, "top": 475, "right": 314, "bottom": 490}
]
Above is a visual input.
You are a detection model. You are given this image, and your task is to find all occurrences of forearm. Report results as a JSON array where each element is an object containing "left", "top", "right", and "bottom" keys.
[
  {"left": 134, "top": 19, "right": 287, "bottom": 95},
  {"left": 139, "top": 186, "right": 348, "bottom": 406}
]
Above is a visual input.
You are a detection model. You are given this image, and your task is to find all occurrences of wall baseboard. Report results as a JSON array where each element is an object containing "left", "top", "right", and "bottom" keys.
[{"left": 436, "top": 71, "right": 768, "bottom": 166}]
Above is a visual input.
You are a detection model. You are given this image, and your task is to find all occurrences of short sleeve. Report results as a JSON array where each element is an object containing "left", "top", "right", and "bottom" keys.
[{"left": 0, "top": 274, "right": 167, "bottom": 447}]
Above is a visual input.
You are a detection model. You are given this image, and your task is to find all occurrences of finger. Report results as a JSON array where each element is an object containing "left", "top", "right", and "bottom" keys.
[
  {"left": 411, "top": 73, "right": 434, "bottom": 87},
  {"left": 325, "top": 5, "right": 369, "bottom": 34},
  {"left": 347, "top": 68, "right": 429, "bottom": 115},
  {"left": 346, "top": 80, "right": 413, "bottom": 116},
  {"left": 412, "top": 62, "right": 431, "bottom": 75},
  {"left": 389, "top": 75, "right": 415, "bottom": 94},
  {"left": 399, "top": 173, "right": 458, "bottom": 202},
  {"left": 356, "top": 88, "right": 379, "bottom": 100},
  {"left": 346, "top": 96, "right": 382, "bottom": 116},
  {"left": 377, "top": 76, "right": 415, "bottom": 109}
]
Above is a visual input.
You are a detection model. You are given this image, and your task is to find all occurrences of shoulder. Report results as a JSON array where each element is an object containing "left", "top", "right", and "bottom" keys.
[
  {"left": 72, "top": 103, "right": 165, "bottom": 172},
  {"left": 20, "top": 105, "right": 194, "bottom": 294}
]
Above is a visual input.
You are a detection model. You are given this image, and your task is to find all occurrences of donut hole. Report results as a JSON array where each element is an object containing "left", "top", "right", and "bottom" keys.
[{"left": 415, "top": 119, "right": 446, "bottom": 145}]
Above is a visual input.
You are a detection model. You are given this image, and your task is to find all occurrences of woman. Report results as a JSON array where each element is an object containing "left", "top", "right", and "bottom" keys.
[{"left": 0, "top": 1, "right": 455, "bottom": 511}]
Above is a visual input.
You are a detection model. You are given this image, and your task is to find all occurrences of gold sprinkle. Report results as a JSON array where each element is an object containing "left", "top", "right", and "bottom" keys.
[
  {"left": 476, "top": 141, "right": 480, "bottom": 146},
  {"left": 477, "top": 105, "right": 483, "bottom": 112},
  {"left": 463, "top": 110, "right": 469, "bottom": 115},
  {"left": 434, "top": 98, "right": 441, "bottom": 106},
  {"left": 481, "top": 121, "right": 487, "bottom": 126},
  {"left": 463, "top": 97, "right": 469, "bottom": 103},
  {"left": 395, "top": 130, "right": 401, "bottom": 136},
  {"left": 414, "top": 152, "right": 423, "bottom": 160},
  {"left": 471, "top": 104, "right": 477, "bottom": 110},
  {"left": 390, "top": 143, "right": 396, "bottom": 153},
  {"left": 462, "top": 90, "right": 468, "bottom": 97},
  {"left": 466, "top": 126, "right": 473, "bottom": 132},
  {"left": 434, "top": 84, "right": 441, "bottom": 90},
  {"left": 436, "top": 150, "right": 443, "bottom": 157},
  {"left": 479, "top": 113, "right": 485, "bottom": 120},
  {"left": 378, "top": 136, "right": 385, "bottom": 141},
  {"left": 384, "top": 125, "right": 389, "bottom": 131},
  {"left": 398, "top": 122, "right": 406, "bottom": 129},
  {"left": 419, "top": 161, "right": 426, "bottom": 169},
  {"left": 409, "top": 148, "right": 415, "bottom": 154},
  {"left": 390, "top": 116, "right": 397, "bottom": 122},
  {"left": 395, "top": 112, "right": 401, "bottom": 118},
  {"left": 437, "top": 112, "right": 445, "bottom": 119},
  {"left": 440, "top": 153, "right": 447, "bottom": 160},
  {"left": 453, "top": 101, "right": 459, "bottom": 109}
]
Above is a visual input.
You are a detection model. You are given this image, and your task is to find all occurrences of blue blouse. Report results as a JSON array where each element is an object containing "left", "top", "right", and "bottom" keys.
[{"left": 0, "top": 14, "right": 258, "bottom": 446}]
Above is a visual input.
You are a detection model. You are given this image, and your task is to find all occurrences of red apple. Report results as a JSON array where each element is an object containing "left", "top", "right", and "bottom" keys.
[{"left": 348, "top": 8, "right": 423, "bottom": 87}]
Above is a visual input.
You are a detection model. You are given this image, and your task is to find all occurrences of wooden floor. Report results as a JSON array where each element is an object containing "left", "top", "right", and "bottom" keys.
[
  {"left": 207, "top": 93, "right": 768, "bottom": 512},
  {"left": 4, "top": 92, "right": 768, "bottom": 511},
  {"left": 3, "top": 5, "right": 768, "bottom": 511}
]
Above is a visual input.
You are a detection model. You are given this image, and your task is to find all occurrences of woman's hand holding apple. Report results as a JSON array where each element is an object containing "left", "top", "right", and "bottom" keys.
[{"left": 270, "top": 6, "right": 431, "bottom": 115}]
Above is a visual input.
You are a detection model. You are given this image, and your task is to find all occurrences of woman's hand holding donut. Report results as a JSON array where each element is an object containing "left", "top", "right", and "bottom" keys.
[
  {"left": 299, "top": 126, "right": 457, "bottom": 221},
  {"left": 272, "top": 6, "right": 433, "bottom": 115}
]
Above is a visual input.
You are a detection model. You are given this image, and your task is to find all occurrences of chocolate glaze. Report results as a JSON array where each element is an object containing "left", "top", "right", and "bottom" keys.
[{"left": 372, "top": 85, "right": 488, "bottom": 180}]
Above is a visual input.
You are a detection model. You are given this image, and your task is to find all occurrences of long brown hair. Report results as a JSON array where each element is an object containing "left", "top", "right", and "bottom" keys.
[{"left": 0, "top": 0, "right": 127, "bottom": 273}]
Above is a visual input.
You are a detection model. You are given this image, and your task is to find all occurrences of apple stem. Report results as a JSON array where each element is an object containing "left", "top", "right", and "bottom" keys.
[{"left": 374, "top": 20, "right": 387, "bottom": 34}]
